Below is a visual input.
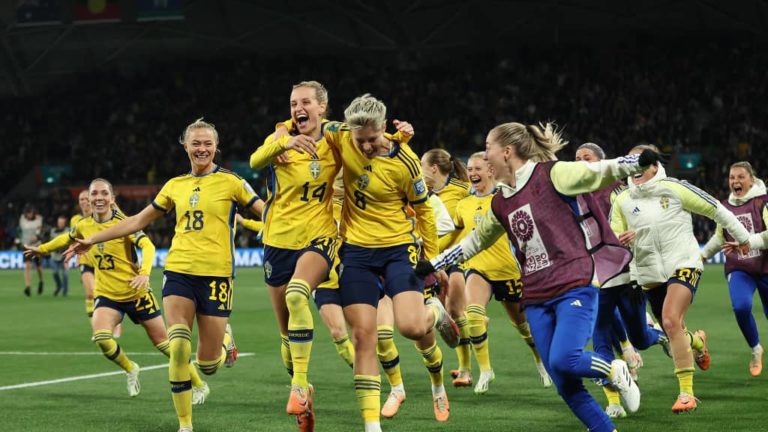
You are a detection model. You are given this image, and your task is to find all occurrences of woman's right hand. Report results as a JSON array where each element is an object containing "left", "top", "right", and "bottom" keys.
[
  {"left": 64, "top": 238, "right": 94, "bottom": 261},
  {"left": 284, "top": 135, "right": 317, "bottom": 157},
  {"left": 617, "top": 230, "right": 636, "bottom": 246}
]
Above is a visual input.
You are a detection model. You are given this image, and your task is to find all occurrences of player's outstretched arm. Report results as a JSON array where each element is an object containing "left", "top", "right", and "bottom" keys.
[{"left": 66, "top": 205, "right": 163, "bottom": 256}]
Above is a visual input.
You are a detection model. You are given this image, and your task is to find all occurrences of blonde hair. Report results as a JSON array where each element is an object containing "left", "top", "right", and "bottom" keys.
[
  {"left": 469, "top": 151, "right": 486, "bottom": 161},
  {"left": 630, "top": 143, "right": 660, "bottom": 154},
  {"left": 89, "top": 178, "right": 123, "bottom": 213},
  {"left": 293, "top": 80, "right": 329, "bottom": 107},
  {"left": 423, "top": 148, "right": 469, "bottom": 182},
  {"left": 730, "top": 161, "right": 756, "bottom": 178},
  {"left": 344, "top": 94, "right": 387, "bottom": 131},
  {"left": 489, "top": 122, "right": 567, "bottom": 162},
  {"left": 179, "top": 117, "right": 219, "bottom": 146}
]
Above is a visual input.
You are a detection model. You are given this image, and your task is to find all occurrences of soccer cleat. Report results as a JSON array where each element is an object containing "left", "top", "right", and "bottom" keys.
[
  {"left": 693, "top": 330, "right": 710, "bottom": 371},
  {"left": 224, "top": 323, "right": 238, "bottom": 368},
  {"left": 295, "top": 384, "right": 315, "bottom": 431},
  {"left": 23, "top": 286, "right": 30, "bottom": 297},
  {"left": 451, "top": 369, "right": 473, "bottom": 387},
  {"left": 192, "top": 381, "right": 210, "bottom": 405},
  {"left": 535, "top": 361, "right": 552, "bottom": 388},
  {"left": 658, "top": 335, "right": 672, "bottom": 358},
  {"left": 178, "top": 428, "right": 193, "bottom": 432},
  {"left": 474, "top": 370, "right": 495, "bottom": 395},
  {"left": 605, "top": 403, "right": 627, "bottom": 419},
  {"left": 749, "top": 346, "right": 763, "bottom": 377},
  {"left": 449, "top": 369, "right": 460, "bottom": 379},
  {"left": 610, "top": 359, "right": 640, "bottom": 413},
  {"left": 671, "top": 392, "right": 698, "bottom": 413},
  {"left": 426, "top": 297, "right": 460, "bottom": 348},
  {"left": 432, "top": 392, "right": 450, "bottom": 422},
  {"left": 37, "top": 281, "right": 43, "bottom": 295},
  {"left": 381, "top": 389, "right": 406, "bottom": 418},
  {"left": 286, "top": 384, "right": 313, "bottom": 415},
  {"left": 126, "top": 362, "right": 140, "bottom": 397}
]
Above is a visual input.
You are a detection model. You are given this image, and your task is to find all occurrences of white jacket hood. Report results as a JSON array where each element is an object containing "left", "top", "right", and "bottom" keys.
[
  {"left": 628, "top": 163, "right": 667, "bottom": 197},
  {"left": 728, "top": 178, "right": 767, "bottom": 206}
]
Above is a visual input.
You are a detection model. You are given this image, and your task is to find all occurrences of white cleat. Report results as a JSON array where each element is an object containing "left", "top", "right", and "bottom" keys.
[
  {"left": 605, "top": 403, "right": 627, "bottom": 418},
  {"left": 126, "top": 361, "right": 140, "bottom": 397},
  {"left": 535, "top": 361, "right": 552, "bottom": 388},
  {"left": 474, "top": 370, "right": 495, "bottom": 395},
  {"left": 192, "top": 381, "right": 210, "bottom": 405},
  {"left": 426, "top": 297, "right": 460, "bottom": 348},
  {"left": 610, "top": 359, "right": 640, "bottom": 413}
]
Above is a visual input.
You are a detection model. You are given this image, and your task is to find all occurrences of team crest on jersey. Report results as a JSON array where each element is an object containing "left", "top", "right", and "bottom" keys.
[
  {"left": 660, "top": 196, "right": 670, "bottom": 209},
  {"left": 508, "top": 204, "right": 551, "bottom": 274},
  {"left": 309, "top": 161, "right": 321, "bottom": 180},
  {"left": 474, "top": 213, "right": 483, "bottom": 226},
  {"left": 189, "top": 193, "right": 200, "bottom": 208},
  {"left": 96, "top": 243, "right": 105, "bottom": 253},
  {"left": 357, "top": 174, "right": 370, "bottom": 190},
  {"left": 413, "top": 178, "right": 426, "bottom": 196},
  {"left": 264, "top": 261, "right": 272, "bottom": 279}
]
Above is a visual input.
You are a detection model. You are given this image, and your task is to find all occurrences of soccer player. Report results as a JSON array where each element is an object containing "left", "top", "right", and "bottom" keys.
[
  {"left": 421, "top": 149, "right": 473, "bottom": 386},
  {"left": 701, "top": 161, "right": 768, "bottom": 377},
  {"left": 418, "top": 121, "right": 655, "bottom": 432},
  {"left": 72, "top": 190, "right": 98, "bottom": 319},
  {"left": 66, "top": 119, "right": 263, "bottom": 432},
  {"left": 25, "top": 178, "right": 208, "bottom": 403},
  {"left": 18, "top": 204, "right": 44, "bottom": 296},
  {"left": 251, "top": 81, "right": 348, "bottom": 430},
  {"left": 49, "top": 215, "right": 70, "bottom": 296},
  {"left": 321, "top": 94, "right": 458, "bottom": 432},
  {"left": 611, "top": 144, "right": 751, "bottom": 413},
  {"left": 453, "top": 152, "right": 550, "bottom": 394}
]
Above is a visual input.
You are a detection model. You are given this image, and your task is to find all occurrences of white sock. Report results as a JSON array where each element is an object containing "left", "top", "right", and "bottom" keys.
[
  {"left": 431, "top": 384, "right": 445, "bottom": 396},
  {"left": 364, "top": 421, "right": 382, "bottom": 432},
  {"left": 753, "top": 343, "right": 763, "bottom": 353},
  {"left": 391, "top": 383, "right": 405, "bottom": 395}
]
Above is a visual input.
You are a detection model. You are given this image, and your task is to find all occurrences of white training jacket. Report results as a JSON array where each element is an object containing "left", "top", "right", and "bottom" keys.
[{"left": 610, "top": 164, "right": 750, "bottom": 286}]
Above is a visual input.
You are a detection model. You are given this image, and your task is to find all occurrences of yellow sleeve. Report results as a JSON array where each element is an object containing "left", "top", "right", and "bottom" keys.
[
  {"left": 322, "top": 121, "right": 346, "bottom": 149},
  {"left": 241, "top": 218, "right": 263, "bottom": 233},
  {"left": 152, "top": 181, "right": 175, "bottom": 213},
  {"left": 232, "top": 177, "right": 260, "bottom": 209},
  {"left": 135, "top": 236, "right": 155, "bottom": 276},
  {"left": 250, "top": 134, "right": 289, "bottom": 169},
  {"left": 609, "top": 192, "right": 629, "bottom": 236},
  {"left": 414, "top": 199, "right": 439, "bottom": 259},
  {"left": 38, "top": 231, "right": 74, "bottom": 254},
  {"left": 551, "top": 158, "right": 644, "bottom": 196}
]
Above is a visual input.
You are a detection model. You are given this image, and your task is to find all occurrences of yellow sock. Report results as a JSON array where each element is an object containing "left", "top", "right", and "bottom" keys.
[
  {"left": 354, "top": 374, "right": 381, "bottom": 424},
  {"left": 156, "top": 340, "right": 203, "bottom": 388},
  {"left": 467, "top": 304, "right": 491, "bottom": 371},
  {"left": 455, "top": 313, "right": 472, "bottom": 371},
  {"left": 286, "top": 279, "right": 313, "bottom": 390},
  {"left": 418, "top": 342, "right": 444, "bottom": 386},
  {"left": 85, "top": 299, "right": 94, "bottom": 318},
  {"left": 619, "top": 338, "right": 632, "bottom": 352},
  {"left": 333, "top": 335, "right": 355, "bottom": 368},
  {"left": 687, "top": 330, "right": 704, "bottom": 351},
  {"left": 92, "top": 330, "right": 133, "bottom": 372},
  {"left": 512, "top": 320, "right": 541, "bottom": 363},
  {"left": 603, "top": 385, "right": 621, "bottom": 405},
  {"left": 675, "top": 367, "right": 695, "bottom": 395},
  {"left": 168, "top": 324, "right": 193, "bottom": 429},
  {"left": 377, "top": 326, "right": 403, "bottom": 387},
  {"left": 281, "top": 334, "right": 294, "bottom": 376}
]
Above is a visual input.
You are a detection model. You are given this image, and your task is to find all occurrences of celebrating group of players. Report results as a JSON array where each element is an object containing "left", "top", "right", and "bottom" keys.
[{"left": 24, "top": 80, "right": 768, "bottom": 432}]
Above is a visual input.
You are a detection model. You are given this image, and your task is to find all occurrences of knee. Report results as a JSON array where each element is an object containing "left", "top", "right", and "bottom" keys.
[
  {"left": 548, "top": 348, "right": 579, "bottom": 376},
  {"left": 285, "top": 289, "right": 309, "bottom": 312},
  {"left": 92, "top": 330, "right": 114, "bottom": 352},
  {"left": 661, "top": 315, "right": 682, "bottom": 335},
  {"left": 732, "top": 300, "right": 751, "bottom": 315}
]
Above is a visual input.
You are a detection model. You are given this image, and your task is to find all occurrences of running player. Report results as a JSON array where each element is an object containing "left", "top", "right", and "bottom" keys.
[{"left": 18, "top": 204, "right": 44, "bottom": 296}]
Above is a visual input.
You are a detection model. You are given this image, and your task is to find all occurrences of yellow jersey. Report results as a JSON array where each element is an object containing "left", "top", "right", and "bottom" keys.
[
  {"left": 454, "top": 190, "right": 521, "bottom": 281},
  {"left": 250, "top": 122, "right": 340, "bottom": 249},
  {"left": 436, "top": 176, "right": 471, "bottom": 251},
  {"left": 41, "top": 210, "right": 155, "bottom": 301},
  {"left": 70, "top": 213, "right": 94, "bottom": 267},
  {"left": 322, "top": 121, "right": 438, "bottom": 258},
  {"left": 152, "top": 166, "right": 259, "bottom": 278}
]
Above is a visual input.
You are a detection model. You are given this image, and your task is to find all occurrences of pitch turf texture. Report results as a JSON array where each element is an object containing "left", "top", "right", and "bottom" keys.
[{"left": 1, "top": 265, "right": 766, "bottom": 432}]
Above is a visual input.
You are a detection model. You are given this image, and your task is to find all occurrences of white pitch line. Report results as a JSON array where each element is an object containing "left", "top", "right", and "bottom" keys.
[
  {"left": 0, "top": 351, "right": 163, "bottom": 356},
  {"left": 0, "top": 353, "right": 254, "bottom": 392}
]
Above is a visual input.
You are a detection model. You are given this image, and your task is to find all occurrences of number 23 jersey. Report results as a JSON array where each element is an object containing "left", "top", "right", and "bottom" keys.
[{"left": 152, "top": 166, "right": 260, "bottom": 278}]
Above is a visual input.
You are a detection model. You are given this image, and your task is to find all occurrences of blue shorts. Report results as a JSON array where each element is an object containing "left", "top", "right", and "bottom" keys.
[
  {"left": 339, "top": 243, "right": 422, "bottom": 307},
  {"left": 446, "top": 264, "right": 465, "bottom": 275},
  {"left": 465, "top": 269, "right": 522, "bottom": 303},
  {"left": 79, "top": 264, "right": 94, "bottom": 274},
  {"left": 669, "top": 267, "right": 702, "bottom": 296},
  {"left": 314, "top": 287, "right": 342, "bottom": 308},
  {"left": 94, "top": 292, "right": 161, "bottom": 324},
  {"left": 263, "top": 237, "right": 338, "bottom": 287},
  {"left": 163, "top": 271, "right": 233, "bottom": 317}
]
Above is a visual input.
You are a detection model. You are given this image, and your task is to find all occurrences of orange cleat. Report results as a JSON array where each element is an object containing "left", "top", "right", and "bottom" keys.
[
  {"left": 433, "top": 393, "right": 450, "bottom": 422},
  {"left": 693, "top": 330, "right": 710, "bottom": 371},
  {"left": 287, "top": 384, "right": 313, "bottom": 415},
  {"left": 749, "top": 346, "right": 763, "bottom": 377},
  {"left": 381, "top": 390, "right": 406, "bottom": 418},
  {"left": 671, "top": 392, "right": 698, "bottom": 413},
  {"left": 451, "top": 370, "right": 473, "bottom": 387},
  {"left": 295, "top": 385, "right": 315, "bottom": 431},
  {"left": 450, "top": 369, "right": 460, "bottom": 379}
]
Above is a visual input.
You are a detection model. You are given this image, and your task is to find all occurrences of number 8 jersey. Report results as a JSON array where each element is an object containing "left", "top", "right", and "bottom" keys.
[{"left": 152, "top": 166, "right": 260, "bottom": 278}]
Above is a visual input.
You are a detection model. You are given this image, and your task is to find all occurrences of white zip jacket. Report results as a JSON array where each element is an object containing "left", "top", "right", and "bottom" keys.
[{"left": 610, "top": 164, "right": 750, "bottom": 286}]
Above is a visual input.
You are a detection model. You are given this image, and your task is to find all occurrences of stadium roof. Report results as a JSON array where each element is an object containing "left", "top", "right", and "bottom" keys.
[{"left": 1, "top": 0, "right": 766, "bottom": 97}]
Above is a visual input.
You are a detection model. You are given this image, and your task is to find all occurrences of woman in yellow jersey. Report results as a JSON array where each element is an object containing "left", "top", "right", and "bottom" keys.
[
  {"left": 66, "top": 119, "right": 263, "bottom": 432},
  {"left": 71, "top": 190, "right": 100, "bottom": 319},
  {"left": 454, "top": 152, "right": 551, "bottom": 394},
  {"left": 421, "top": 149, "right": 473, "bottom": 387},
  {"left": 25, "top": 178, "right": 208, "bottom": 403},
  {"left": 317, "top": 94, "right": 459, "bottom": 432},
  {"left": 249, "top": 80, "right": 348, "bottom": 431}
]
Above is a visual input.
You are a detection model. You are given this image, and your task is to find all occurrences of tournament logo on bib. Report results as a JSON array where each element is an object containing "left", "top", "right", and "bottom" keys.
[
  {"left": 736, "top": 213, "right": 761, "bottom": 259},
  {"left": 508, "top": 204, "right": 551, "bottom": 273},
  {"left": 309, "top": 161, "right": 321, "bottom": 180},
  {"left": 189, "top": 193, "right": 200, "bottom": 208},
  {"left": 357, "top": 174, "right": 370, "bottom": 190}
]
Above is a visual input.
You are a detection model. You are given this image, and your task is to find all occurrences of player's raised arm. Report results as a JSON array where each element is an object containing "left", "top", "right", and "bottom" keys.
[{"left": 66, "top": 204, "right": 164, "bottom": 256}]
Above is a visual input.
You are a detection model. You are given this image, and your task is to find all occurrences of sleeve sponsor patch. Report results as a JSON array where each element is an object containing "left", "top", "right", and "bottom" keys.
[{"left": 413, "top": 178, "right": 426, "bottom": 196}]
